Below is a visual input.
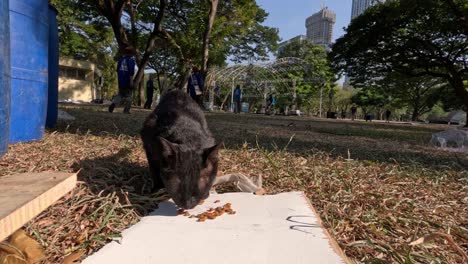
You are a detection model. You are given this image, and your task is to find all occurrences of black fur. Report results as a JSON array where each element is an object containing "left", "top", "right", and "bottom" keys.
[{"left": 141, "top": 90, "right": 219, "bottom": 209}]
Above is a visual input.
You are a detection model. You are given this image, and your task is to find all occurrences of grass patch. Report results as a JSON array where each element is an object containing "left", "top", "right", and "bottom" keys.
[{"left": 0, "top": 105, "right": 466, "bottom": 263}]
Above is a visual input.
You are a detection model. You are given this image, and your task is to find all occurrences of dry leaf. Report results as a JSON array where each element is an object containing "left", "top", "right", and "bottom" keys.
[
  {"left": 0, "top": 230, "right": 45, "bottom": 264},
  {"left": 409, "top": 234, "right": 438, "bottom": 246},
  {"left": 410, "top": 232, "right": 468, "bottom": 260},
  {"left": 0, "top": 252, "right": 28, "bottom": 264},
  {"left": 62, "top": 250, "right": 85, "bottom": 264}
]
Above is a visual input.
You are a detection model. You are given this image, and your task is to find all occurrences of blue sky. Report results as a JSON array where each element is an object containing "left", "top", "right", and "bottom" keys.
[{"left": 256, "top": 0, "right": 353, "bottom": 42}]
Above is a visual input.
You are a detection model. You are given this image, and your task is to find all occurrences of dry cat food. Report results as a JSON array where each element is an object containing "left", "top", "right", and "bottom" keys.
[{"left": 178, "top": 201, "right": 235, "bottom": 222}]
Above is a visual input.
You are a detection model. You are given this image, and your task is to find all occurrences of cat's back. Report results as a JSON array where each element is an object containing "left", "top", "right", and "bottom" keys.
[
  {"left": 155, "top": 90, "right": 204, "bottom": 123},
  {"left": 157, "top": 90, "right": 196, "bottom": 111},
  {"left": 149, "top": 90, "right": 213, "bottom": 146}
]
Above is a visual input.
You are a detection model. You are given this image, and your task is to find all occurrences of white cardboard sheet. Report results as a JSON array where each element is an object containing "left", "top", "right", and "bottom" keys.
[{"left": 83, "top": 192, "right": 348, "bottom": 264}]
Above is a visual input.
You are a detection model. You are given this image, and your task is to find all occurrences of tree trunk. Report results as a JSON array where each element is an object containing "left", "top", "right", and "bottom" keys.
[
  {"left": 128, "top": 1, "right": 145, "bottom": 106},
  {"left": 132, "top": 0, "right": 167, "bottom": 93},
  {"left": 201, "top": 0, "right": 219, "bottom": 78},
  {"left": 292, "top": 79, "right": 298, "bottom": 110},
  {"left": 411, "top": 109, "right": 420, "bottom": 122},
  {"left": 156, "top": 70, "right": 162, "bottom": 92},
  {"left": 93, "top": 0, "right": 167, "bottom": 106},
  {"left": 176, "top": 67, "right": 191, "bottom": 90},
  {"left": 410, "top": 92, "right": 421, "bottom": 121}
]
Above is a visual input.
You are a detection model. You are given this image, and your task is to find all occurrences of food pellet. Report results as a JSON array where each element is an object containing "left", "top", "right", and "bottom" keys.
[{"left": 180, "top": 202, "right": 235, "bottom": 222}]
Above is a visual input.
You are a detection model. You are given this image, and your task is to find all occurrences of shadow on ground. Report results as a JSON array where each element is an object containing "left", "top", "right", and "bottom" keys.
[
  {"left": 71, "top": 148, "right": 166, "bottom": 215},
  {"left": 55, "top": 105, "right": 467, "bottom": 170}
]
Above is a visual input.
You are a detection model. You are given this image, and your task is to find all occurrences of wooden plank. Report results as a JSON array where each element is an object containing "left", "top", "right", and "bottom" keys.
[{"left": 0, "top": 172, "right": 77, "bottom": 242}]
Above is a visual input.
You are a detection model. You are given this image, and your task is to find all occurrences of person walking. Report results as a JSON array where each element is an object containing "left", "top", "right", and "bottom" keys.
[
  {"left": 351, "top": 105, "right": 357, "bottom": 121},
  {"left": 144, "top": 78, "right": 155, "bottom": 109},
  {"left": 341, "top": 109, "right": 346, "bottom": 119},
  {"left": 233, "top": 85, "right": 242, "bottom": 114},
  {"left": 187, "top": 66, "right": 204, "bottom": 107},
  {"left": 385, "top": 109, "right": 392, "bottom": 123},
  {"left": 109, "top": 46, "right": 136, "bottom": 114},
  {"left": 266, "top": 93, "right": 276, "bottom": 115}
]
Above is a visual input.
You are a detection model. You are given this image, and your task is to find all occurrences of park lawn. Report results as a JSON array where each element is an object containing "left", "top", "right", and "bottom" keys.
[{"left": 0, "top": 104, "right": 466, "bottom": 263}]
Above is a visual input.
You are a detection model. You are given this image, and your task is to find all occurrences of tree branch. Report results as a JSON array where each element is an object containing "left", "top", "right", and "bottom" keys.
[
  {"left": 443, "top": 0, "right": 468, "bottom": 35},
  {"left": 201, "top": 0, "right": 219, "bottom": 77},
  {"left": 132, "top": 0, "right": 168, "bottom": 88}
]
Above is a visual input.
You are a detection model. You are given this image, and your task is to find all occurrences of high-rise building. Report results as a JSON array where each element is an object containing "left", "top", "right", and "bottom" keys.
[
  {"left": 351, "top": 0, "right": 386, "bottom": 19},
  {"left": 305, "top": 7, "right": 336, "bottom": 48}
]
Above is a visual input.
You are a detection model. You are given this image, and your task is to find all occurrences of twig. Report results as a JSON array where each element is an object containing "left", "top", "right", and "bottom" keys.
[
  {"left": 213, "top": 173, "right": 262, "bottom": 193},
  {"left": 409, "top": 232, "right": 468, "bottom": 261}
]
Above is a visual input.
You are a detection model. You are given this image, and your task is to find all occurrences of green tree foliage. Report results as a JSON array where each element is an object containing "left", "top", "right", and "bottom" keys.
[
  {"left": 219, "top": 0, "right": 279, "bottom": 63},
  {"left": 52, "top": 0, "right": 278, "bottom": 105},
  {"left": 50, "top": 0, "right": 118, "bottom": 97},
  {"left": 330, "top": 0, "right": 468, "bottom": 123},
  {"left": 351, "top": 76, "right": 443, "bottom": 121},
  {"left": 150, "top": 0, "right": 279, "bottom": 87},
  {"left": 276, "top": 39, "right": 335, "bottom": 112},
  {"left": 381, "top": 75, "right": 444, "bottom": 121},
  {"left": 334, "top": 89, "right": 354, "bottom": 112},
  {"left": 351, "top": 88, "right": 387, "bottom": 115}
]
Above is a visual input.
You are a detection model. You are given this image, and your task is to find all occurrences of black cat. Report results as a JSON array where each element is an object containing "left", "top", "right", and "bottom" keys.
[{"left": 141, "top": 90, "right": 219, "bottom": 209}]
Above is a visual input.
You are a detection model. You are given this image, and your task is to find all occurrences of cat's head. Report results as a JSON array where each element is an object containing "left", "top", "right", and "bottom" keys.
[{"left": 157, "top": 137, "right": 219, "bottom": 209}]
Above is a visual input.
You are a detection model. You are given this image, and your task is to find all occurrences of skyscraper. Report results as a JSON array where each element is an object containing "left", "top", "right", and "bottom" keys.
[
  {"left": 305, "top": 7, "right": 336, "bottom": 48},
  {"left": 351, "top": 0, "right": 386, "bottom": 19}
]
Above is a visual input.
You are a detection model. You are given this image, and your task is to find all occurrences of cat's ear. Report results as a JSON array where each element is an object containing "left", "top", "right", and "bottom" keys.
[
  {"left": 202, "top": 144, "right": 220, "bottom": 168},
  {"left": 157, "top": 137, "right": 177, "bottom": 163},
  {"left": 198, "top": 144, "right": 220, "bottom": 192}
]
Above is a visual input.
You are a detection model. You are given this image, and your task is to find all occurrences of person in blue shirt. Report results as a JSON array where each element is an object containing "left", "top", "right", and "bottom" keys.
[
  {"left": 270, "top": 94, "right": 276, "bottom": 108},
  {"left": 233, "top": 85, "right": 242, "bottom": 113},
  {"left": 266, "top": 93, "right": 276, "bottom": 114},
  {"left": 109, "top": 46, "right": 136, "bottom": 114},
  {"left": 144, "top": 78, "right": 155, "bottom": 109},
  {"left": 187, "top": 66, "right": 204, "bottom": 107}
]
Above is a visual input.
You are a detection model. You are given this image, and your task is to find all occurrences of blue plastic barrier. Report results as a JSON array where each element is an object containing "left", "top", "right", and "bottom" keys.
[
  {"left": 9, "top": 0, "right": 49, "bottom": 143},
  {"left": 0, "top": 0, "right": 11, "bottom": 156}
]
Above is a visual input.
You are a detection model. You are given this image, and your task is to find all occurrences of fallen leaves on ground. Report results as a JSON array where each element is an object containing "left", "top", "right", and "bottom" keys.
[
  {"left": 0, "top": 230, "right": 45, "bottom": 264},
  {"left": 0, "top": 106, "right": 466, "bottom": 263}
]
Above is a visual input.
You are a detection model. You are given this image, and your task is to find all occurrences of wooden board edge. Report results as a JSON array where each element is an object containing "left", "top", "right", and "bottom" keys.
[
  {"left": 0, "top": 173, "right": 77, "bottom": 242},
  {"left": 299, "top": 192, "right": 355, "bottom": 264}
]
